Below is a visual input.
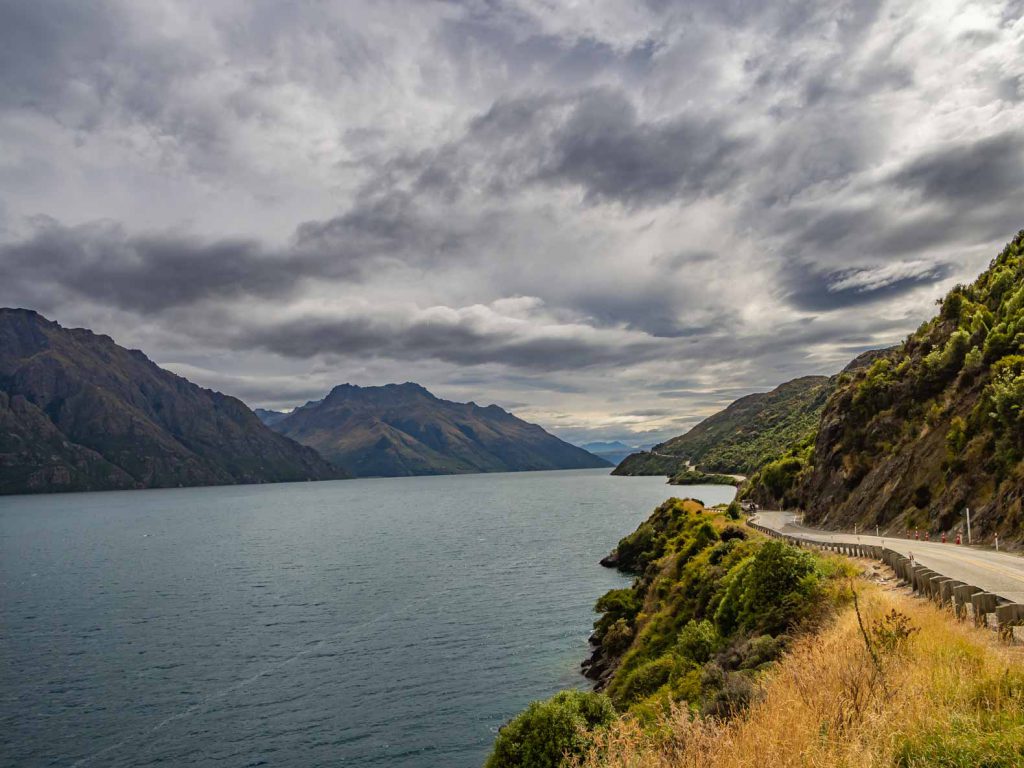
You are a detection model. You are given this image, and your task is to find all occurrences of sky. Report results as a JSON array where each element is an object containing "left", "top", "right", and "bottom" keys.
[{"left": 1, "top": 0, "right": 1022, "bottom": 447}]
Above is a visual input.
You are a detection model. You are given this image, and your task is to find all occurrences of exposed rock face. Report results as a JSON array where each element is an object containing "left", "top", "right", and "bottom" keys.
[
  {"left": 267, "top": 382, "right": 611, "bottom": 477},
  {"left": 0, "top": 308, "right": 346, "bottom": 495}
]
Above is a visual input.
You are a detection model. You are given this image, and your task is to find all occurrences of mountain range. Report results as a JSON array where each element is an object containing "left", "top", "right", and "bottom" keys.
[
  {"left": 612, "top": 375, "right": 836, "bottom": 478},
  {"left": 0, "top": 308, "right": 345, "bottom": 495},
  {"left": 258, "top": 383, "right": 610, "bottom": 477}
]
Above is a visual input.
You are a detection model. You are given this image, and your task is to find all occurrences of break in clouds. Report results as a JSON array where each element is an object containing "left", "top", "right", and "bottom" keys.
[{"left": 1, "top": 0, "right": 1022, "bottom": 445}]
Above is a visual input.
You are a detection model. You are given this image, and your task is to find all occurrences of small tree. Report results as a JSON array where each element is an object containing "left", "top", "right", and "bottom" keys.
[{"left": 485, "top": 690, "right": 616, "bottom": 768}]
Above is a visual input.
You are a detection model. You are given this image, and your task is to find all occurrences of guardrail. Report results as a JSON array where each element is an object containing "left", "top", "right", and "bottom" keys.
[{"left": 746, "top": 518, "right": 1023, "bottom": 638}]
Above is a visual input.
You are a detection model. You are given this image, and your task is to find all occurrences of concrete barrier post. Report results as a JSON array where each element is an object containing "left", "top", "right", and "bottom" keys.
[
  {"left": 953, "top": 585, "right": 982, "bottom": 621},
  {"left": 995, "top": 604, "right": 1024, "bottom": 633},
  {"left": 971, "top": 593, "right": 998, "bottom": 627},
  {"left": 930, "top": 576, "right": 952, "bottom": 605},
  {"left": 940, "top": 580, "right": 963, "bottom": 607}
]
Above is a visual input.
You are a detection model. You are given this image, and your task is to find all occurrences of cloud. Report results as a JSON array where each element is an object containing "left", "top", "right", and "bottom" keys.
[
  {"left": 400, "top": 87, "right": 747, "bottom": 207},
  {"left": 889, "top": 132, "right": 1024, "bottom": 204},
  {"left": 230, "top": 300, "right": 668, "bottom": 371},
  {"left": 1, "top": 0, "right": 1022, "bottom": 446},
  {"left": 783, "top": 259, "right": 954, "bottom": 311}
]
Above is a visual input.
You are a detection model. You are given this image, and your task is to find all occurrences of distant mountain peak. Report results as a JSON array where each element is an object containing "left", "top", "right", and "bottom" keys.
[{"left": 266, "top": 382, "right": 609, "bottom": 477}]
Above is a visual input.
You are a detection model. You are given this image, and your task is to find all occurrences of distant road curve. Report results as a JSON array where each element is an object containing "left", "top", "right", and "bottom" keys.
[
  {"left": 753, "top": 510, "right": 1024, "bottom": 604},
  {"left": 644, "top": 452, "right": 747, "bottom": 482}
]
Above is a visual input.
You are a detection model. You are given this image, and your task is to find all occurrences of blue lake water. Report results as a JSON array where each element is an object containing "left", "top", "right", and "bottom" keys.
[{"left": 0, "top": 469, "right": 735, "bottom": 767}]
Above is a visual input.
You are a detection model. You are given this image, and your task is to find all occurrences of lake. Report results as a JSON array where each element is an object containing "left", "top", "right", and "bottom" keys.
[{"left": 0, "top": 469, "right": 735, "bottom": 767}]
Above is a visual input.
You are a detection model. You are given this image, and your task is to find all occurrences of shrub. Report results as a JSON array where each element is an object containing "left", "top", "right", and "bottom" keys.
[
  {"left": 601, "top": 619, "right": 634, "bottom": 656},
  {"left": 946, "top": 416, "right": 968, "bottom": 458},
  {"left": 611, "top": 656, "right": 675, "bottom": 708},
  {"left": 715, "top": 540, "right": 820, "bottom": 635},
  {"left": 726, "top": 500, "right": 742, "bottom": 520},
  {"left": 485, "top": 690, "right": 616, "bottom": 768},
  {"left": 870, "top": 609, "right": 919, "bottom": 656},
  {"left": 674, "top": 619, "right": 720, "bottom": 664}
]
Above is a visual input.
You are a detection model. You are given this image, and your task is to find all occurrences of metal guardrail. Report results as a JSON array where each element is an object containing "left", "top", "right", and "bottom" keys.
[{"left": 745, "top": 518, "right": 1023, "bottom": 636}]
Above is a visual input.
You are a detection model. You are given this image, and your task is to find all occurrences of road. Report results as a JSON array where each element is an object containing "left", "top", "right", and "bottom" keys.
[
  {"left": 754, "top": 510, "right": 1024, "bottom": 604},
  {"left": 647, "top": 453, "right": 748, "bottom": 482}
]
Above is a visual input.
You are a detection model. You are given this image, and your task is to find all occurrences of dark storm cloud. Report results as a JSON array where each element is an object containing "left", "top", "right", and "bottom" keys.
[
  {"left": 0, "top": 195, "right": 458, "bottom": 314},
  {"left": 890, "top": 132, "right": 1024, "bottom": 203},
  {"left": 0, "top": 219, "right": 291, "bottom": 312},
  {"left": 783, "top": 261, "right": 953, "bottom": 312},
  {"left": 232, "top": 313, "right": 668, "bottom": 372},
  {"left": 407, "top": 88, "right": 746, "bottom": 207},
  {"left": 540, "top": 89, "right": 745, "bottom": 205}
]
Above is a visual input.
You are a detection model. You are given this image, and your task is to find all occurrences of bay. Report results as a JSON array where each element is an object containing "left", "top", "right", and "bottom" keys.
[{"left": 0, "top": 469, "right": 735, "bottom": 767}]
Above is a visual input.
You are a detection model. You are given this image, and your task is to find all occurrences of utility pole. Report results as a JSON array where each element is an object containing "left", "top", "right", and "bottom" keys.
[{"left": 965, "top": 507, "right": 972, "bottom": 545}]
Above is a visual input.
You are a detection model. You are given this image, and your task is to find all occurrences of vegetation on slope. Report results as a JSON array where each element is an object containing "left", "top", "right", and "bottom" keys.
[
  {"left": 747, "top": 230, "right": 1024, "bottom": 540},
  {"left": 487, "top": 499, "right": 852, "bottom": 768},
  {"left": 613, "top": 376, "right": 832, "bottom": 478},
  {"left": 668, "top": 468, "right": 741, "bottom": 487},
  {"left": 575, "top": 583, "right": 1024, "bottom": 768}
]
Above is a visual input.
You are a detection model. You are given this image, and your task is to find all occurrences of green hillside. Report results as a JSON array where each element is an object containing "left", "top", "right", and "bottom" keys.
[
  {"left": 613, "top": 376, "right": 833, "bottom": 477},
  {"left": 748, "top": 230, "right": 1024, "bottom": 541}
]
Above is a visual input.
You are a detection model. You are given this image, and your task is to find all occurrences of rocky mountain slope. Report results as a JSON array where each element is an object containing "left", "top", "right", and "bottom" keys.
[
  {"left": 0, "top": 309, "right": 345, "bottom": 494},
  {"left": 748, "top": 231, "right": 1024, "bottom": 541},
  {"left": 263, "top": 382, "right": 610, "bottom": 477},
  {"left": 613, "top": 375, "right": 833, "bottom": 477}
]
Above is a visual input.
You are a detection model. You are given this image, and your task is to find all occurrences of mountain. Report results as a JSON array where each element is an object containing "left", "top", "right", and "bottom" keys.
[
  {"left": 612, "top": 375, "right": 834, "bottom": 477},
  {"left": 580, "top": 441, "right": 641, "bottom": 465},
  {"left": 747, "top": 231, "right": 1024, "bottom": 541},
  {"left": 254, "top": 408, "right": 291, "bottom": 427},
  {"left": 266, "top": 382, "right": 611, "bottom": 477},
  {"left": 0, "top": 309, "right": 346, "bottom": 495}
]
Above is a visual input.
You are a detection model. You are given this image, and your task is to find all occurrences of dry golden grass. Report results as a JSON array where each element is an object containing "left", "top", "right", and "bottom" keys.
[{"left": 575, "top": 578, "right": 1024, "bottom": 768}]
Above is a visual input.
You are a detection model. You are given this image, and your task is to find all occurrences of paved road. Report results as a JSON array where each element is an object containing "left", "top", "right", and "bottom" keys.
[
  {"left": 754, "top": 510, "right": 1024, "bottom": 604},
  {"left": 647, "top": 453, "right": 747, "bottom": 482}
]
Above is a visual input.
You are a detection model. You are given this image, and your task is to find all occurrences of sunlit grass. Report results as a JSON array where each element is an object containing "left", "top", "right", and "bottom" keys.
[{"left": 574, "top": 582, "right": 1024, "bottom": 768}]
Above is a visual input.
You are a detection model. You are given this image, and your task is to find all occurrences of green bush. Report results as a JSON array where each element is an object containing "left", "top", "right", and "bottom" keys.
[
  {"left": 485, "top": 690, "right": 616, "bottom": 768},
  {"left": 610, "top": 656, "right": 675, "bottom": 708},
  {"left": 715, "top": 540, "right": 820, "bottom": 635},
  {"left": 674, "top": 619, "right": 720, "bottom": 664}
]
